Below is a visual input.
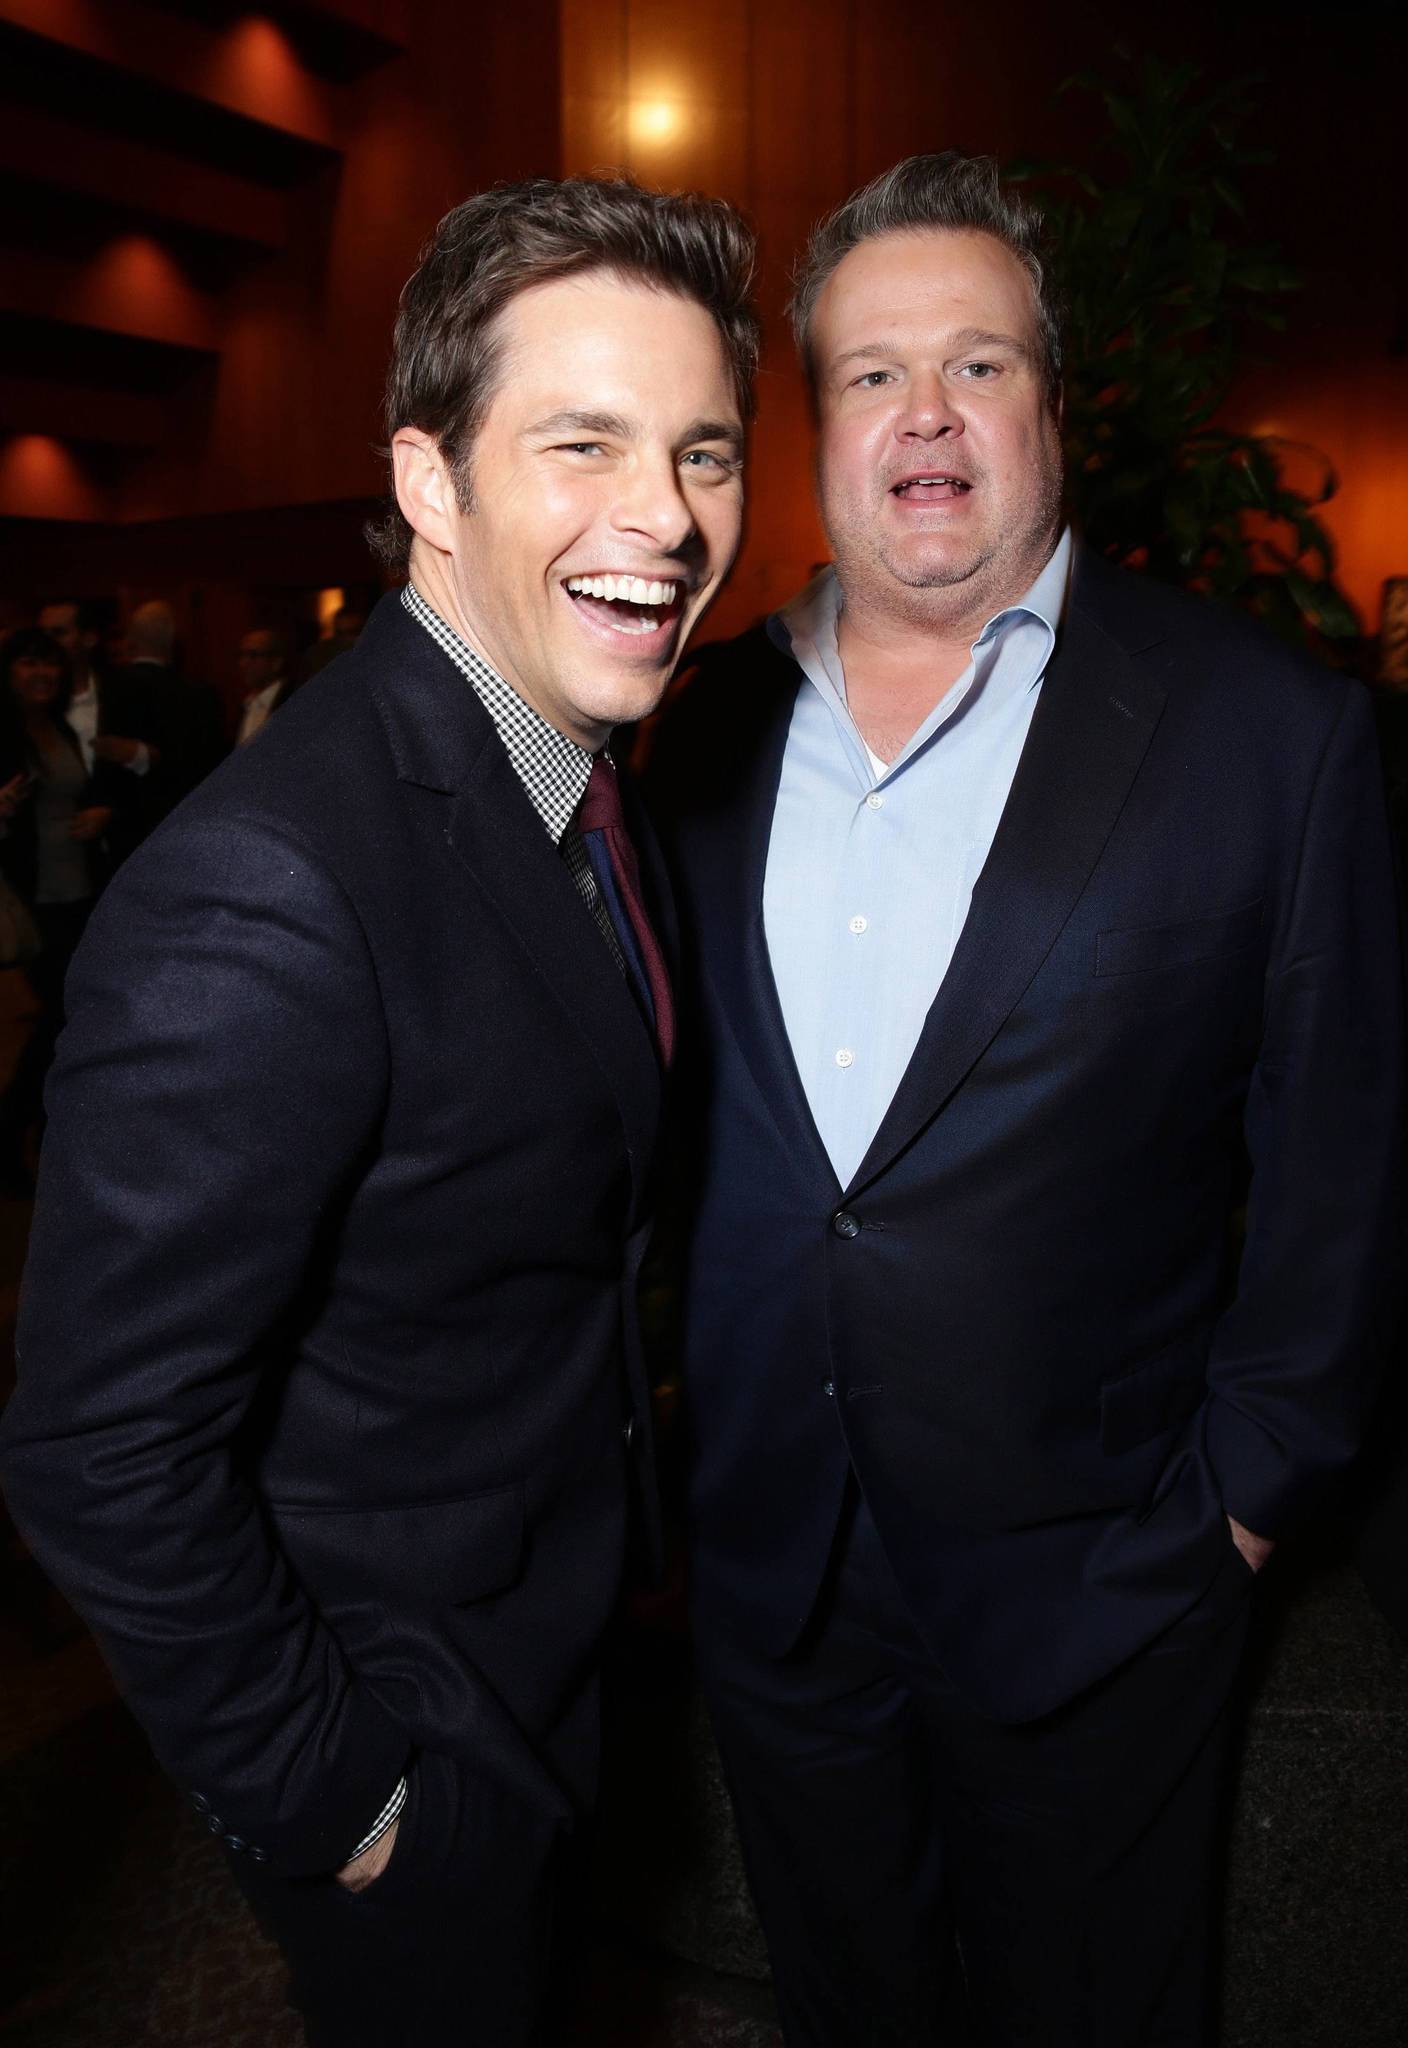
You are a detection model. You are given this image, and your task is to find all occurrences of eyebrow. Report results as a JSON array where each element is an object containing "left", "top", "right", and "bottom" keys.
[
  {"left": 527, "top": 409, "right": 744, "bottom": 457},
  {"left": 528, "top": 409, "right": 633, "bottom": 439},
  {"left": 830, "top": 327, "right": 1034, "bottom": 373},
  {"left": 679, "top": 416, "right": 745, "bottom": 458}
]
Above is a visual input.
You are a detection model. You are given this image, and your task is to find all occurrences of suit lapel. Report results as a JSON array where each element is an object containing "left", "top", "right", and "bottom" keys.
[
  {"left": 448, "top": 741, "right": 660, "bottom": 1216},
  {"left": 366, "top": 592, "right": 661, "bottom": 1215},
  {"left": 691, "top": 652, "right": 842, "bottom": 1199},
  {"left": 847, "top": 592, "right": 1167, "bottom": 1196}
]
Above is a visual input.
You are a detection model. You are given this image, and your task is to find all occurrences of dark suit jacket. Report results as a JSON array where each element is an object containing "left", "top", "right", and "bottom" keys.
[
  {"left": 0, "top": 593, "right": 665, "bottom": 1871},
  {"left": 648, "top": 547, "right": 1404, "bottom": 1723}
]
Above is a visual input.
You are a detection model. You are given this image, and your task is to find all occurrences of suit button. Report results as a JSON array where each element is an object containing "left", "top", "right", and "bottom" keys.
[
  {"left": 190, "top": 1794, "right": 211, "bottom": 1814},
  {"left": 250, "top": 1847, "right": 269, "bottom": 1863},
  {"left": 207, "top": 1816, "right": 225, "bottom": 1836},
  {"left": 821, "top": 1379, "right": 835, "bottom": 1398},
  {"left": 832, "top": 1211, "right": 860, "bottom": 1239},
  {"left": 226, "top": 1837, "right": 246, "bottom": 1854},
  {"left": 622, "top": 1415, "right": 635, "bottom": 1446}
]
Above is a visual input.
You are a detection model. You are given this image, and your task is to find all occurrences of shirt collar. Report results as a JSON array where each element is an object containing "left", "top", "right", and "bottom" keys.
[
  {"left": 401, "top": 581, "right": 594, "bottom": 846},
  {"left": 770, "top": 527, "right": 1072, "bottom": 784}
]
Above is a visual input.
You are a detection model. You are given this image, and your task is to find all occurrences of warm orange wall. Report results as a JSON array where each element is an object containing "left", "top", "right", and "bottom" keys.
[
  {"left": 1224, "top": 357, "right": 1408, "bottom": 640},
  {"left": 126, "top": 0, "right": 562, "bottom": 525},
  {"left": 562, "top": 0, "right": 1408, "bottom": 643}
]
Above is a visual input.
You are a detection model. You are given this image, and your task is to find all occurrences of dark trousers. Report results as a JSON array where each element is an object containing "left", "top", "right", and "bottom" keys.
[
  {"left": 229, "top": 1748, "right": 567, "bottom": 2048},
  {"left": 695, "top": 1486, "right": 1254, "bottom": 2048}
]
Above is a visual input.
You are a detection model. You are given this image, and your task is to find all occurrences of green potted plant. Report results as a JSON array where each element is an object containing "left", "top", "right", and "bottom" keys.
[{"left": 1011, "top": 58, "right": 1360, "bottom": 656}]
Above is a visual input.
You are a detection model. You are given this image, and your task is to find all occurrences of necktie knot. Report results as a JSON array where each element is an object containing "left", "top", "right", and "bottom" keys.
[{"left": 578, "top": 754, "right": 624, "bottom": 836}]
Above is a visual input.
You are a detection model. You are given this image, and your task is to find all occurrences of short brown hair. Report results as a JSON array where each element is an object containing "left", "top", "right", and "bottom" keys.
[
  {"left": 368, "top": 176, "right": 760, "bottom": 570},
  {"left": 789, "top": 153, "right": 1062, "bottom": 402}
]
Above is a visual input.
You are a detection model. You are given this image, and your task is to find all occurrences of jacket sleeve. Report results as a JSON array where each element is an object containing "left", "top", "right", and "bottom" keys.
[
  {"left": 1206, "top": 683, "right": 1405, "bottom": 1535},
  {"left": 0, "top": 806, "right": 409, "bottom": 1872}
]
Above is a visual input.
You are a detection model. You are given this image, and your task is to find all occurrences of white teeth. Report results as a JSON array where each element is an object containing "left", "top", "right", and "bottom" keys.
[{"left": 564, "top": 576, "right": 681, "bottom": 607}]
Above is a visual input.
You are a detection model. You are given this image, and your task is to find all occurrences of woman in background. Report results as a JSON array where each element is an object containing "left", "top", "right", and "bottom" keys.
[{"left": 0, "top": 628, "right": 115, "bottom": 1190}]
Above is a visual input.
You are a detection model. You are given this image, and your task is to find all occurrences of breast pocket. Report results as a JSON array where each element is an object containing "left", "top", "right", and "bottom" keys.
[{"left": 1095, "top": 899, "right": 1264, "bottom": 980}]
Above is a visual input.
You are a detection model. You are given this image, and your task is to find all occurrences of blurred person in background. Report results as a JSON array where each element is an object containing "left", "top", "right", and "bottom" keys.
[
  {"left": 300, "top": 603, "right": 367, "bottom": 684},
  {"left": 235, "top": 626, "right": 300, "bottom": 744},
  {"left": 38, "top": 599, "right": 166, "bottom": 868},
  {"left": 122, "top": 598, "right": 227, "bottom": 812},
  {"left": 0, "top": 628, "right": 120, "bottom": 1190}
]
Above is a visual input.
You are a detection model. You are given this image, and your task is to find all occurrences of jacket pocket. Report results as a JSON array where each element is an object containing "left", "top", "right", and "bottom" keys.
[
  {"left": 273, "top": 1482, "right": 526, "bottom": 1608},
  {"left": 1099, "top": 1330, "right": 1210, "bottom": 1456},
  {"left": 1095, "top": 899, "right": 1263, "bottom": 979}
]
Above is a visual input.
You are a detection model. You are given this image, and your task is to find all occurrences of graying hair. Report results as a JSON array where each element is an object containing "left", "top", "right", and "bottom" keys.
[{"left": 789, "top": 153, "right": 1062, "bottom": 401}]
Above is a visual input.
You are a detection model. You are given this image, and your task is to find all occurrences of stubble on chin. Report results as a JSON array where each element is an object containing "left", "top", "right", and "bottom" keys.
[{"left": 829, "top": 480, "right": 1063, "bottom": 637}]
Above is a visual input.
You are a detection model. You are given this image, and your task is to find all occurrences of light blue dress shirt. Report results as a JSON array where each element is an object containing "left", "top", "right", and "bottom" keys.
[{"left": 763, "top": 527, "right": 1073, "bottom": 1190}]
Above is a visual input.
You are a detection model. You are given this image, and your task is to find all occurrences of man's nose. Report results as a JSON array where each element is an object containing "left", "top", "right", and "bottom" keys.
[
  {"left": 898, "top": 372, "right": 963, "bottom": 440},
  {"left": 610, "top": 457, "right": 697, "bottom": 555}
]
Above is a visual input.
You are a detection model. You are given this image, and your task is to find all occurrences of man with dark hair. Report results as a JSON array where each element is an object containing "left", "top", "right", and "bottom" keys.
[
  {"left": 0, "top": 175, "right": 754, "bottom": 2047},
  {"left": 649, "top": 152, "right": 1402, "bottom": 2045}
]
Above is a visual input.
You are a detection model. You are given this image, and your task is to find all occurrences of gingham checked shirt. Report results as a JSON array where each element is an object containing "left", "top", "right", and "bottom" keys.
[{"left": 402, "top": 581, "right": 625, "bottom": 971}]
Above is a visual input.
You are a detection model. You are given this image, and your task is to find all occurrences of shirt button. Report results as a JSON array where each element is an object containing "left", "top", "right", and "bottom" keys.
[
  {"left": 865, "top": 792, "right": 885, "bottom": 811},
  {"left": 833, "top": 1211, "right": 860, "bottom": 1239},
  {"left": 848, "top": 915, "right": 868, "bottom": 934},
  {"left": 821, "top": 1379, "right": 836, "bottom": 1398},
  {"left": 835, "top": 1048, "right": 854, "bottom": 1068}
]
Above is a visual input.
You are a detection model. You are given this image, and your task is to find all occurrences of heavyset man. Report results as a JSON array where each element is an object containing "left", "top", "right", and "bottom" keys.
[
  {"left": 650, "top": 153, "right": 1402, "bottom": 2045},
  {"left": 0, "top": 177, "right": 754, "bottom": 2046}
]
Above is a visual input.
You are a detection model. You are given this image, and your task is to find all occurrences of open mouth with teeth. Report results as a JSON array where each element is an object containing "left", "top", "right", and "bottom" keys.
[
  {"left": 564, "top": 572, "right": 684, "bottom": 637},
  {"left": 892, "top": 474, "right": 971, "bottom": 500}
]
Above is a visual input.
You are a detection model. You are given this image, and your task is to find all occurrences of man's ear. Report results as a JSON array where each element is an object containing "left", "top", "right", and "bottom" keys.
[{"left": 392, "top": 429, "right": 461, "bottom": 555}]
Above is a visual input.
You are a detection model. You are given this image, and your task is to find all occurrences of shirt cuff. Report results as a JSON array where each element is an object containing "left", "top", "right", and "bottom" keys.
[
  {"left": 346, "top": 1775, "right": 407, "bottom": 1862},
  {"left": 130, "top": 744, "right": 151, "bottom": 776}
]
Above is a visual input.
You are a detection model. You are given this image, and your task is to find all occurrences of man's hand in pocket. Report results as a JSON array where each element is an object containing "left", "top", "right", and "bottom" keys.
[
  {"left": 1227, "top": 1515, "right": 1275, "bottom": 1573},
  {"left": 335, "top": 1817, "right": 400, "bottom": 1893}
]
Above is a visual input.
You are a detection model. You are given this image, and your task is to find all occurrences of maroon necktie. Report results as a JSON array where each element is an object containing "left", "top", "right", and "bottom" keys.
[{"left": 578, "top": 755, "right": 675, "bottom": 1068}]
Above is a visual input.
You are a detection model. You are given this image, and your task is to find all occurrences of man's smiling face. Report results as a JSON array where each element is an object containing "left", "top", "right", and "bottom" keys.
[
  {"left": 405, "top": 269, "right": 745, "bottom": 749},
  {"left": 812, "top": 228, "right": 1063, "bottom": 630}
]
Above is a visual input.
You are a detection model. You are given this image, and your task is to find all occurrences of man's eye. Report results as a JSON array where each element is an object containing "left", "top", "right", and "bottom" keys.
[
  {"left": 854, "top": 370, "right": 891, "bottom": 388},
  {"left": 959, "top": 362, "right": 999, "bottom": 380},
  {"left": 681, "top": 449, "right": 732, "bottom": 473},
  {"left": 557, "top": 442, "right": 606, "bottom": 456}
]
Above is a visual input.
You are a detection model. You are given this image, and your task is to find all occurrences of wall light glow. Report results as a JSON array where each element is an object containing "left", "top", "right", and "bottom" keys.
[{"left": 630, "top": 101, "right": 684, "bottom": 146}]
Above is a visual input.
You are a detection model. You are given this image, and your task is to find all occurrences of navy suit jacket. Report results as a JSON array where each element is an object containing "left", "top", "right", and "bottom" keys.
[
  {"left": 648, "top": 548, "right": 1403, "bottom": 1723},
  {"left": 0, "top": 593, "right": 666, "bottom": 1869}
]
